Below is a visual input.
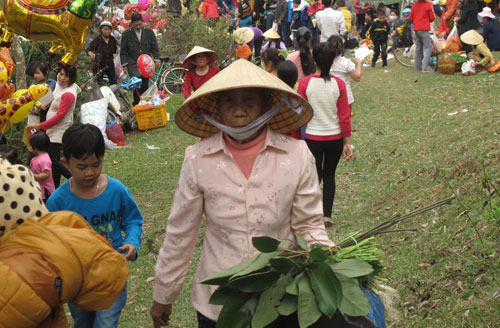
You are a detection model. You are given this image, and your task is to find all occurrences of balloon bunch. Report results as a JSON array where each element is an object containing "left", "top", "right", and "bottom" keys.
[
  {"left": 0, "top": 51, "right": 49, "bottom": 133},
  {"left": 121, "top": 0, "right": 166, "bottom": 30}
]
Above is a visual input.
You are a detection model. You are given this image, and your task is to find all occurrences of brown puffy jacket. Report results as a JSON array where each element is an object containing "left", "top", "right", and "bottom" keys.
[{"left": 0, "top": 211, "right": 129, "bottom": 327}]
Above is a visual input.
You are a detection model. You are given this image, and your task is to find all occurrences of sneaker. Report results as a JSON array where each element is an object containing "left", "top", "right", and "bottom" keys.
[{"left": 371, "top": 62, "right": 376, "bottom": 68}]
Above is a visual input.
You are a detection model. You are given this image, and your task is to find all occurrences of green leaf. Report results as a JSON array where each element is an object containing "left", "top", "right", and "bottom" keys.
[
  {"left": 335, "top": 273, "right": 370, "bottom": 316},
  {"left": 297, "top": 274, "right": 322, "bottom": 328},
  {"left": 285, "top": 272, "right": 303, "bottom": 296},
  {"left": 252, "top": 236, "right": 282, "bottom": 253},
  {"left": 201, "top": 254, "right": 260, "bottom": 285},
  {"left": 217, "top": 293, "right": 259, "bottom": 328},
  {"left": 330, "top": 259, "right": 374, "bottom": 278},
  {"left": 277, "top": 294, "right": 298, "bottom": 316},
  {"left": 228, "top": 270, "right": 281, "bottom": 292},
  {"left": 270, "top": 257, "right": 298, "bottom": 274},
  {"left": 209, "top": 286, "right": 246, "bottom": 305},
  {"left": 307, "top": 261, "right": 342, "bottom": 318},
  {"left": 251, "top": 273, "right": 292, "bottom": 328},
  {"left": 232, "top": 251, "right": 281, "bottom": 278},
  {"left": 296, "top": 233, "right": 309, "bottom": 250},
  {"left": 309, "top": 247, "right": 328, "bottom": 263}
]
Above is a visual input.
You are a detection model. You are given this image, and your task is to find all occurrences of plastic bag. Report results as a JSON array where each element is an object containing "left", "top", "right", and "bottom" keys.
[
  {"left": 80, "top": 96, "right": 117, "bottom": 149},
  {"left": 461, "top": 59, "right": 476, "bottom": 76},
  {"left": 443, "top": 25, "right": 462, "bottom": 53},
  {"left": 114, "top": 54, "right": 123, "bottom": 78},
  {"left": 139, "top": 84, "right": 162, "bottom": 106}
]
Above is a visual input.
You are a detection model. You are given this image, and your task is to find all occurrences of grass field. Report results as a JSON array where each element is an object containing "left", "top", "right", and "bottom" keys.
[{"left": 95, "top": 58, "right": 500, "bottom": 327}]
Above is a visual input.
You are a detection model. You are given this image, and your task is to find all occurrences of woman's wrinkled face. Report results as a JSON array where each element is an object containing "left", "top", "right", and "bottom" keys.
[
  {"left": 218, "top": 89, "right": 265, "bottom": 128},
  {"left": 101, "top": 26, "right": 112, "bottom": 37}
]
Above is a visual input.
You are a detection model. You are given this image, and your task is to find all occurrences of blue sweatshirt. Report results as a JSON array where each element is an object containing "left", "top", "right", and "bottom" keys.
[{"left": 47, "top": 176, "right": 144, "bottom": 258}]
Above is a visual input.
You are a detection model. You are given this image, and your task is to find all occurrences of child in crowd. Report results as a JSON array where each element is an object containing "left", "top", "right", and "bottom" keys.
[
  {"left": 29, "top": 131, "right": 55, "bottom": 202},
  {"left": 277, "top": 60, "right": 299, "bottom": 88},
  {"left": 261, "top": 48, "right": 285, "bottom": 75},
  {"left": 306, "top": 0, "right": 324, "bottom": 45},
  {"left": 27, "top": 61, "right": 57, "bottom": 124},
  {"left": 290, "top": 0, "right": 310, "bottom": 38},
  {"left": 360, "top": 8, "right": 376, "bottom": 40},
  {"left": 46, "top": 123, "right": 143, "bottom": 328},
  {"left": 237, "top": 0, "right": 253, "bottom": 27},
  {"left": 328, "top": 36, "right": 362, "bottom": 117},
  {"left": 369, "top": 9, "right": 390, "bottom": 67}
]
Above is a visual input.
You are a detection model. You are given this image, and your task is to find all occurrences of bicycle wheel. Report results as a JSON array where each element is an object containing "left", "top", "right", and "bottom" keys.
[
  {"left": 393, "top": 45, "right": 414, "bottom": 67},
  {"left": 161, "top": 67, "right": 186, "bottom": 95}
]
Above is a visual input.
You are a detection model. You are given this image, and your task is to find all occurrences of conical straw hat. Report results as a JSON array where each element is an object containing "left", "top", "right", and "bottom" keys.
[
  {"left": 233, "top": 27, "right": 254, "bottom": 44},
  {"left": 175, "top": 59, "right": 313, "bottom": 138},
  {"left": 263, "top": 28, "right": 281, "bottom": 39},
  {"left": 460, "top": 30, "right": 484, "bottom": 46},
  {"left": 183, "top": 46, "right": 218, "bottom": 68}
]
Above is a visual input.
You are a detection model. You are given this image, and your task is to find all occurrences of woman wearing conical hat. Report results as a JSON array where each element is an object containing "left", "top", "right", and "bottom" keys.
[
  {"left": 262, "top": 28, "right": 287, "bottom": 51},
  {"left": 183, "top": 46, "right": 220, "bottom": 99},
  {"left": 151, "top": 59, "right": 334, "bottom": 326}
]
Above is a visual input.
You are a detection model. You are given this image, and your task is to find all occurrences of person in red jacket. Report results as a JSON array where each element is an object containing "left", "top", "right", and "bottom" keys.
[
  {"left": 202, "top": 0, "right": 220, "bottom": 19},
  {"left": 183, "top": 46, "right": 220, "bottom": 98},
  {"left": 409, "top": 0, "right": 435, "bottom": 72}
]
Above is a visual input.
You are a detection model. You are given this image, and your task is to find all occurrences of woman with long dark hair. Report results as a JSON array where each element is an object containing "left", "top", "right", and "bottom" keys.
[
  {"left": 297, "top": 42, "right": 353, "bottom": 226},
  {"left": 286, "top": 27, "right": 315, "bottom": 83},
  {"left": 27, "top": 64, "right": 78, "bottom": 188}
]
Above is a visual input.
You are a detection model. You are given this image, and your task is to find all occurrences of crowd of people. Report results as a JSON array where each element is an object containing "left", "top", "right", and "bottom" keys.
[{"left": 1, "top": 0, "right": 500, "bottom": 327}]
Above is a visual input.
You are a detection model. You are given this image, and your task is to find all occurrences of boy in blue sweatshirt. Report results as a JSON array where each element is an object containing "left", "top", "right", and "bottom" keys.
[{"left": 47, "top": 123, "right": 143, "bottom": 328}]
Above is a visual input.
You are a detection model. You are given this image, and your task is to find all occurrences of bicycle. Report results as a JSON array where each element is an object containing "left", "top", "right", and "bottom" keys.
[
  {"left": 391, "top": 20, "right": 439, "bottom": 71},
  {"left": 152, "top": 55, "right": 187, "bottom": 95}
]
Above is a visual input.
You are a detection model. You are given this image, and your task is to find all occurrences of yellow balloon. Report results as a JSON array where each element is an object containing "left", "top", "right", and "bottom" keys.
[
  {"left": 0, "top": 84, "right": 49, "bottom": 129},
  {"left": 0, "top": 0, "right": 98, "bottom": 67},
  {"left": 9, "top": 100, "right": 34, "bottom": 124}
]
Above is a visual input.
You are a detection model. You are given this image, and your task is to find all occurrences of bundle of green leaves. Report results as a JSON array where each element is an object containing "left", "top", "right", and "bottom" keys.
[{"left": 201, "top": 234, "right": 383, "bottom": 328}]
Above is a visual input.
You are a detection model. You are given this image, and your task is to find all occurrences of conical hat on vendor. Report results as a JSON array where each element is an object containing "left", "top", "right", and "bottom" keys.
[
  {"left": 183, "top": 46, "right": 218, "bottom": 69},
  {"left": 175, "top": 59, "right": 313, "bottom": 138},
  {"left": 263, "top": 28, "right": 281, "bottom": 40},
  {"left": 460, "top": 30, "right": 484, "bottom": 46},
  {"left": 0, "top": 158, "right": 48, "bottom": 238},
  {"left": 233, "top": 27, "right": 254, "bottom": 44}
]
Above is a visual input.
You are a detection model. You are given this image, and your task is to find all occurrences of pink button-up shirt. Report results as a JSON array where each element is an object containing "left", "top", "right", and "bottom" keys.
[{"left": 153, "top": 128, "right": 333, "bottom": 321}]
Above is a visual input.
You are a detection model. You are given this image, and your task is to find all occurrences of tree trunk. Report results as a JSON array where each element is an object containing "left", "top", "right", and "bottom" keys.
[{"left": 11, "top": 36, "right": 27, "bottom": 90}]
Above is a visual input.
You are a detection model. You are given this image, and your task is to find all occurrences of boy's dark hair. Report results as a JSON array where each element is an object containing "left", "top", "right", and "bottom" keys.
[
  {"left": 322, "top": 0, "right": 332, "bottom": 7},
  {"left": 277, "top": 60, "right": 298, "bottom": 88},
  {"left": 26, "top": 62, "right": 36, "bottom": 78},
  {"left": 293, "top": 0, "right": 300, "bottom": 4},
  {"left": 0, "top": 145, "right": 21, "bottom": 164},
  {"left": 376, "top": 9, "right": 386, "bottom": 16},
  {"left": 337, "top": 0, "right": 346, "bottom": 7},
  {"left": 367, "top": 8, "right": 377, "bottom": 19},
  {"left": 391, "top": 9, "right": 399, "bottom": 16},
  {"left": 62, "top": 124, "right": 105, "bottom": 161},
  {"left": 327, "top": 35, "right": 344, "bottom": 53},
  {"left": 377, "top": 2, "right": 386, "bottom": 9},
  {"left": 33, "top": 61, "right": 50, "bottom": 76},
  {"left": 57, "top": 64, "right": 77, "bottom": 86},
  {"left": 262, "top": 48, "right": 285, "bottom": 69},
  {"left": 131, "top": 12, "right": 143, "bottom": 22},
  {"left": 30, "top": 131, "right": 50, "bottom": 152},
  {"left": 313, "top": 42, "right": 337, "bottom": 82}
]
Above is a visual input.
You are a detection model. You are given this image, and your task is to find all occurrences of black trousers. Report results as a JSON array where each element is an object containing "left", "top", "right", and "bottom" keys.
[
  {"left": 305, "top": 138, "right": 344, "bottom": 218},
  {"left": 372, "top": 41, "right": 387, "bottom": 66},
  {"left": 132, "top": 76, "right": 150, "bottom": 106},
  {"left": 356, "top": 13, "right": 365, "bottom": 31},
  {"left": 48, "top": 142, "right": 72, "bottom": 188}
]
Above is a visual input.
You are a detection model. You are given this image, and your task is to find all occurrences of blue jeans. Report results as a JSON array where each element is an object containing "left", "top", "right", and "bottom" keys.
[
  {"left": 279, "top": 21, "right": 292, "bottom": 48},
  {"left": 69, "top": 283, "right": 127, "bottom": 328},
  {"left": 266, "top": 12, "right": 275, "bottom": 30},
  {"left": 239, "top": 16, "right": 253, "bottom": 27}
]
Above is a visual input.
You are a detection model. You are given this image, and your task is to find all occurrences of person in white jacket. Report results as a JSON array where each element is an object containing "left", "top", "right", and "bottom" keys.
[{"left": 315, "top": 0, "right": 346, "bottom": 42}]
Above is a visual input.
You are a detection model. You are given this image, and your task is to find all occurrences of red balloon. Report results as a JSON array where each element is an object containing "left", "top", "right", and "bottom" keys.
[{"left": 137, "top": 54, "right": 155, "bottom": 79}]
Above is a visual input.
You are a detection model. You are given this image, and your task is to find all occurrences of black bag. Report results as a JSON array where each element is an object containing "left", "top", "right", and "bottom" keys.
[{"left": 345, "top": 38, "right": 359, "bottom": 49}]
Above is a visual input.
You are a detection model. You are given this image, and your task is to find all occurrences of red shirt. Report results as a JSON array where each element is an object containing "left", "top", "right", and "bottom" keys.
[
  {"left": 409, "top": 0, "right": 435, "bottom": 31},
  {"left": 183, "top": 65, "right": 220, "bottom": 98},
  {"left": 307, "top": 3, "right": 324, "bottom": 15}
]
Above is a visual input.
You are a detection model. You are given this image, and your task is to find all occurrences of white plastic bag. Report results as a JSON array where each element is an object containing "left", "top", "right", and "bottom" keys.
[
  {"left": 114, "top": 54, "right": 123, "bottom": 78},
  {"left": 461, "top": 59, "right": 475, "bottom": 76},
  {"left": 139, "top": 84, "right": 162, "bottom": 106},
  {"left": 80, "top": 96, "right": 117, "bottom": 149}
]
